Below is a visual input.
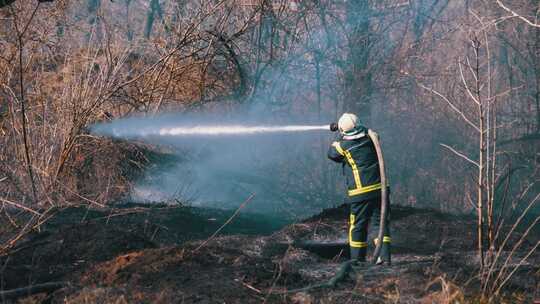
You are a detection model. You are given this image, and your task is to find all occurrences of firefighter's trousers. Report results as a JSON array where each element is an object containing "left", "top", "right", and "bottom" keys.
[{"left": 349, "top": 197, "right": 391, "bottom": 263}]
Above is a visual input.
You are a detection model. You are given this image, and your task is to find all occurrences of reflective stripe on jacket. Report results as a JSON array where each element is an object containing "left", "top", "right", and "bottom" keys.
[{"left": 328, "top": 128, "right": 381, "bottom": 202}]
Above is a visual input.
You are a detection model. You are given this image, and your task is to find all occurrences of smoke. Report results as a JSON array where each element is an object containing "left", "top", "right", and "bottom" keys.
[
  {"left": 91, "top": 113, "right": 339, "bottom": 217},
  {"left": 86, "top": 1, "right": 355, "bottom": 218}
]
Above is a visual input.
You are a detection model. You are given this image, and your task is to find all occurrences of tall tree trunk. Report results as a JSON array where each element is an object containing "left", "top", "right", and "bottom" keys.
[
  {"left": 145, "top": 0, "right": 163, "bottom": 39},
  {"left": 344, "top": 0, "right": 372, "bottom": 124},
  {"left": 87, "top": 0, "right": 101, "bottom": 42},
  {"left": 11, "top": 4, "right": 42, "bottom": 204},
  {"left": 534, "top": 26, "right": 540, "bottom": 132},
  {"left": 473, "top": 38, "right": 485, "bottom": 271},
  {"left": 125, "top": 0, "right": 133, "bottom": 41},
  {"left": 88, "top": 0, "right": 100, "bottom": 24}
]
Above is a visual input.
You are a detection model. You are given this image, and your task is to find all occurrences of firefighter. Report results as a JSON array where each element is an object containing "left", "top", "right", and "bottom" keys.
[{"left": 328, "top": 113, "right": 391, "bottom": 265}]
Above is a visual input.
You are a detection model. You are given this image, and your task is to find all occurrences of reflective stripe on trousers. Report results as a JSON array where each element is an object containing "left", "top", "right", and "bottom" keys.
[{"left": 349, "top": 214, "right": 368, "bottom": 248}]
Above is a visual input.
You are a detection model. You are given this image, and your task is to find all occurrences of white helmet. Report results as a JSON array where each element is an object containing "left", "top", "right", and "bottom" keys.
[{"left": 338, "top": 113, "right": 359, "bottom": 135}]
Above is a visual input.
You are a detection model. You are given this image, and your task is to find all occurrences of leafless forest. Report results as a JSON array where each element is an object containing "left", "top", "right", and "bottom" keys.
[{"left": 0, "top": 0, "right": 539, "bottom": 303}]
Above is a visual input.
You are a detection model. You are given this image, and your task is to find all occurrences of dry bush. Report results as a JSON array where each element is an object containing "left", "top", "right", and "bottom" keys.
[
  {"left": 0, "top": 0, "right": 252, "bottom": 202},
  {"left": 0, "top": 0, "right": 259, "bottom": 251}
]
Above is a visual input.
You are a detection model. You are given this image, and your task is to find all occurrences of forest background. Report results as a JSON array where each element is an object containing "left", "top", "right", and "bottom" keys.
[{"left": 0, "top": 0, "right": 538, "bottom": 260}]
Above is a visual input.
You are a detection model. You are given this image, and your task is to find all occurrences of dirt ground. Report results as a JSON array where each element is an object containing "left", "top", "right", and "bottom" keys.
[{"left": 1, "top": 204, "right": 538, "bottom": 303}]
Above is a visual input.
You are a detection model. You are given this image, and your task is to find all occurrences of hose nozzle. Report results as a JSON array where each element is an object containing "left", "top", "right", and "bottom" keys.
[{"left": 329, "top": 122, "right": 339, "bottom": 132}]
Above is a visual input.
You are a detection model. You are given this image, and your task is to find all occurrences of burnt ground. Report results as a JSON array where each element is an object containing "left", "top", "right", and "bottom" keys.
[{"left": 0, "top": 204, "right": 538, "bottom": 303}]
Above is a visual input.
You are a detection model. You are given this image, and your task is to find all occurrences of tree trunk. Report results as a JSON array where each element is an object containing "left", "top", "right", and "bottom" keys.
[
  {"left": 344, "top": 0, "right": 372, "bottom": 124},
  {"left": 145, "top": 0, "right": 163, "bottom": 39},
  {"left": 474, "top": 38, "right": 485, "bottom": 270},
  {"left": 125, "top": 0, "right": 133, "bottom": 41},
  {"left": 534, "top": 26, "right": 540, "bottom": 132}
]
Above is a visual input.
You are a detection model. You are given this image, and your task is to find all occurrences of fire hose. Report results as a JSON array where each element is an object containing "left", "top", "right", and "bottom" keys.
[
  {"left": 329, "top": 123, "right": 388, "bottom": 264},
  {"left": 367, "top": 129, "right": 388, "bottom": 264}
]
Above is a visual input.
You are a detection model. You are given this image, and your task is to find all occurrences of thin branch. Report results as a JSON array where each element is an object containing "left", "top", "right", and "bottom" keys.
[
  {"left": 192, "top": 193, "right": 256, "bottom": 253},
  {"left": 459, "top": 62, "right": 480, "bottom": 105},
  {"left": 484, "top": 191, "right": 540, "bottom": 292},
  {"left": 0, "top": 197, "right": 41, "bottom": 216},
  {"left": 496, "top": 0, "right": 540, "bottom": 28},
  {"left": 418, "top": 83, "right": 481, "bottom": 132},
  {"left": 440, "top": 143, "right": 480, "bottom": 168},
  {"left": 493, "top": 239, "right": 540, "bottom": 297},
  {"left": 10, "top": 2, "right": 42, "bottom": 205},
  {"left": 57, "top": 182, "right": 106, "bottom": 208},
  {"left": 465, "top": 191, "right": 479, "bottom": 209}
]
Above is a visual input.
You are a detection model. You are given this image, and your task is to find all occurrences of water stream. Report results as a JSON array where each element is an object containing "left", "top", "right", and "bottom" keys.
[{"left": 109, "top": 124, "right": 331, "bottom": 137}]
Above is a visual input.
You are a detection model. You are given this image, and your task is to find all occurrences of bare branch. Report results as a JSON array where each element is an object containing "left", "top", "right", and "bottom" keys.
[
  {"left": 496, "top": 0, "right": 540, "bottom": 28},
  {"left": 440, "top": 143, "right": 480, "bottom": 168},
  {"left": 484, "top": 191, "right": 540, "bottom": 292},
  {"left": 192, "top": 193, "right": 256, "bottom": 253},
  {"left": 459, "top": 61, "right": 481, "bottom": 105},
  {"left": 418, "top": 83, "right": 481, "bottom": 132},
  {"left": 493, "top": 239, "right": 539, "bottom": 297},
  {"left": 0, "top": 198, "right": 41, "bottom": 216}
]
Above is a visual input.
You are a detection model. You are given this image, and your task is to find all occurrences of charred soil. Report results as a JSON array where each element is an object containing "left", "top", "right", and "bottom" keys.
[{"left": 1, "top": 204, "right": 538, "bottom": 303}]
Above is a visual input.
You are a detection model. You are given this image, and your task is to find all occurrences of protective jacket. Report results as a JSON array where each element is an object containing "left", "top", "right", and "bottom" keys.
[{"left": 328, "top": 126, "right": 382, "bottom": 203}]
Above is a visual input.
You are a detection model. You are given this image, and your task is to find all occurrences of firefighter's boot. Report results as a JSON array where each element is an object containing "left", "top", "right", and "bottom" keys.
[
  {"left": 351, "top": 247, "right": 367, "bottom": 263},
  {"left": 375, "top": 237, "right": 392, "bottom": 265}
]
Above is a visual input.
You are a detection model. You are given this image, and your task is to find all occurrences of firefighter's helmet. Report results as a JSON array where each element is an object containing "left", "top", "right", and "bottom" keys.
[{"left": 338, "top": 113, "right": 359, "bottom": 135}]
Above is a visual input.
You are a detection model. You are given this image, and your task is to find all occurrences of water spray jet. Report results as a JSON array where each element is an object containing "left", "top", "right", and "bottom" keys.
[
  {"left": 155, "top": 124, "right": 332, "bottom": 136},
  {"left": 93, "top": 122, "right": 337, "bottom": 139}
]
